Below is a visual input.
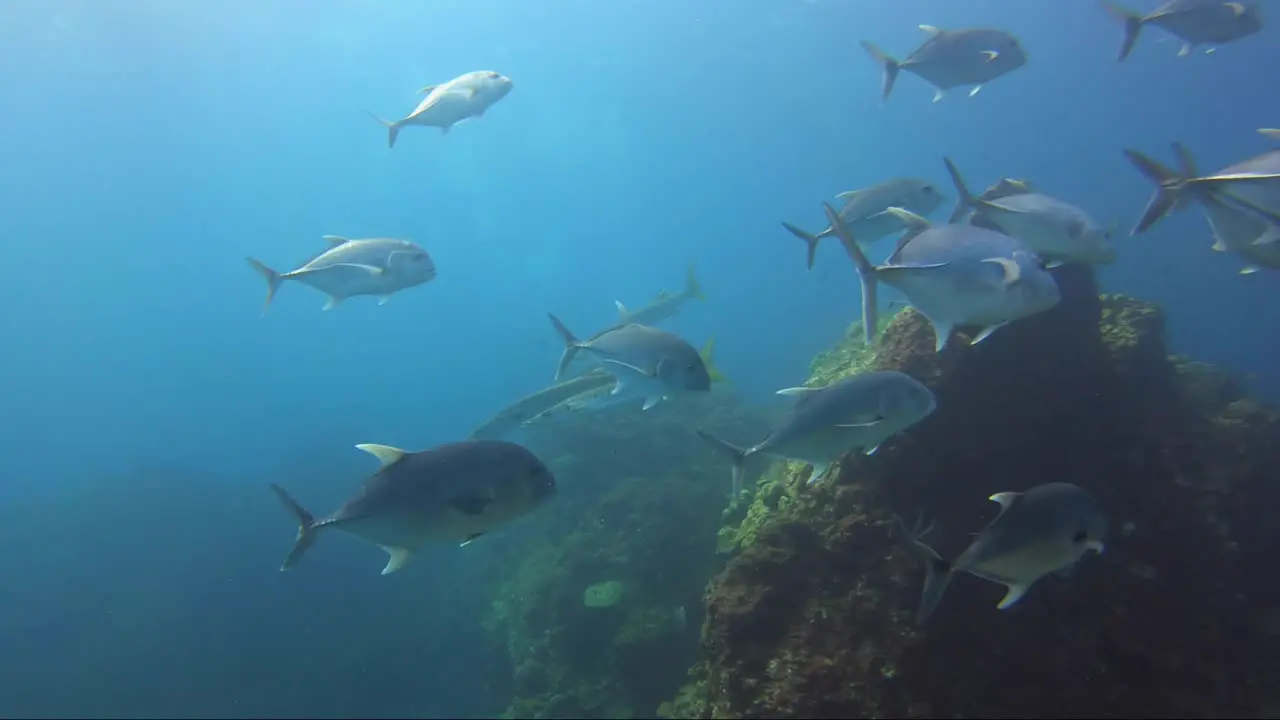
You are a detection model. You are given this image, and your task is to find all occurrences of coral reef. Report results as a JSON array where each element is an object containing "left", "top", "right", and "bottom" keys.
[
  {"left": 671, "top": 265, "right": 1280, "bottom": 718},
  {"left": 476, "top": 391, "right": 778, "bottom": 719}
]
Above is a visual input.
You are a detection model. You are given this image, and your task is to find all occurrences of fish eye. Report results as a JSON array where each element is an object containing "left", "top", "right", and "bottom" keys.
[
  {"left": 1072, "top": 530, "right": 1088, "bottom": 544},
  {"left": 923, "top": 185, "right": 936, "bottom": 194}
]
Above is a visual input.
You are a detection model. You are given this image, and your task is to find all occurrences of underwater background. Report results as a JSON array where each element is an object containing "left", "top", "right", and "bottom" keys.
[{"left": 3, "top": 1, "right": 1280, "bottom": 718}]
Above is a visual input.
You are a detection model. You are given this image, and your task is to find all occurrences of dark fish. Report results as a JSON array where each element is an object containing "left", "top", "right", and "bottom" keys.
[
  {"left": 614, "top": 265, "right": 705, "bottom": 326},
  {"left": 861, "top": 26, "right": 1028, "bottom": 103},
  {"left": 900, "top": 482, "right": 1107, "bottom": 623},
  {"left": 469, "top": 371, "right": 617, "bottom": 440},
  {"left": 1104, "top": 0, "right": 1263, "bottom": 61},
  {"left": 271, "top": 440, "right": 556, "bottom": 575}
]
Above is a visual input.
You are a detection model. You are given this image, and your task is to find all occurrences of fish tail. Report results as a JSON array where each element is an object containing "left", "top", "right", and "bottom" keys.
[
  {"left": 942, "top": 156, "right": 979, "bottom": 223},
  {"left": 245, "top": 257, "right": 283, "bottom": 316},
  {"left": 916, "top": 554, "right": 955, "bottom": 624},
  {"left": 1121, "top": 148, "right": 1190, "bottom": 235},
  {"left": 367, "top": 111, "right": 400, "bottom": 148},
  {"left": 1101, "top": 1, "right": 1145, "bottom": 62},
  {"left": 684, "top": 264, "right": 705, "bottom": 301},
  {"left": 699, "top": 336, "right": 727, "bottom": 385},
  {"left": 781, "top": 222, "right": 822, "bottom": 271},
  {"left": 269, "top": 484, "right": 319, "bottom": 571},
  {"left": 546, "top": 312, "right": 581, "bottom": 381},
  {"left": 695, "top": 430, "right": 748, "bottom": 496},
  {"left": 860, "top": 41, "right": 900, "bottom": 102},
  {"left": 823, "top": 203, "right": 879, "bottom": 346}
]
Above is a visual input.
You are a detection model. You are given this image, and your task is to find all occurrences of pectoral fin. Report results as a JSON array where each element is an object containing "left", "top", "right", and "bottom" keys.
[
  {"left": 996, "top": 582, "right": 1032, "bottom": 609},
  {"left": 981, "top": 256, "right": 1021, "bottom": 285},
  {"left": 356, "top": 443, "right": 406, "bottom": 467},
  {"left": 379, "top": 545, "right": 413, "bottom": 575}
]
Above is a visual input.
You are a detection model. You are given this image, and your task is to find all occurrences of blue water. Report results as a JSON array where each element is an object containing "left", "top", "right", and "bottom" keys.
[{"left": 2, "top": 1, "right": 1278, "bottom": 717}]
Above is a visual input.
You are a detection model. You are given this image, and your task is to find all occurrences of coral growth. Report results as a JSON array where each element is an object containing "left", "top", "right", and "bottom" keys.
[{"left": 671, "top": 265, "right": 1280, "bottom": 718}]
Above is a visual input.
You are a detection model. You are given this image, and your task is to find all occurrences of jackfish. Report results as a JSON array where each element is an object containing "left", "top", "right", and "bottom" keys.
[
  {"left": 861, "top": 26, "right": 1028, "bottom": 103},
  {"left": 783, "top": 178, "right": 945, "bottom": 270},
  {"left": 614, "top": 265, "right": 706, "bottom": 326},
  {"left": 697, "top": 371, "right": 937, "bottom": 494},
  {"left": 246, "top": 235, "right": 436, "bottom": 314},
  {"left": 369, "top": 70, "right": 514, "bottom": 148},
  {"left": 271, "top": 440, "right": 557, "bottom": 575},
  {"left": 469, "top": 371, "right": 617, "bottom": 440},
  {"left": 1104, "top": 0, "right": 1263, "bottom": 61}
]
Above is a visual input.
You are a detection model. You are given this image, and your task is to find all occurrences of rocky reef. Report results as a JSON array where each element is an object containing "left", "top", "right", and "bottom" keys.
[{"left": 664, "top": 265, "right": 1280, "bottom": 718}]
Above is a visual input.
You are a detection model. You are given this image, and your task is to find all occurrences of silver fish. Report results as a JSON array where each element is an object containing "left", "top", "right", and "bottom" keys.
[
  {"left": 546, "top": 315, "right": 715, "bottom": 411},
  {"left": 861, "top": 25, "right": 1028, "bottom": 103},
  {"left": 1104, "top": 0, "right": 1263, "bottom": 61},
  {"left": 900, "top": 482, "right": 1106, "bottom": 623},
  {"left": 697, "top": 371, "right": 937, "bottom": 494},
  {"left": 1201, "top": 192, "right": 1280, "bottom": 273},
  {"left": 830, "top": 202, "right": 1060, "bottom": 352},
  {"left": 1124, "top": 135, "right": 1280, "bottom": 235},
  {"left": 946, "top": 158, "right": 1117, "bottom": 266},
  {"left": 369, "top": 70, "right": 514, "bottom": 148},
  {"left": 469, "top": 371, "right": 617, "bottom": 440},
  {"left": 271, "top": 440, "right": 557, "bottom": 575},
  {"left": 246, "top": 235, "right": 436, "bottom": 314},
  {"left": 782, "top": 178, "right": 945, "bottom": 270},
  {"left": 615, "top": 265, "right": 705, "bottom": 326}
]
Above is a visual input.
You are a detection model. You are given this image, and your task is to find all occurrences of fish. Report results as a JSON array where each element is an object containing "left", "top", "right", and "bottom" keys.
[
  {"left": 546, "top": 315, "right": 718, "bottom": 411},
  {"left": 1123, "top": 136, "right": 1280, "bottom": 236},
  {"left": 898, "top": 482, "right": 1106, "bottom": 623},
  {"left": 861, "top": 26, "right": 1028, "bottom": 103},
  {"left": 614, "top": 265, "right": 706, "bottom": 326},
  {"left": 1103, "top": 0, "right": 1263, "bottom": 61},
  {"left": 1202, "top": 194, "right": 1280, "bottom": 273},
  {"left": 828, "top": 201, "right": 1060, "bottom": 352},
  {"left": 469, "top": 371, "right": 618, "bottom": 440},
  {"left": 697, "top": 371, "right": 937, "bottom": 495},
  {"left": 369, "top": 70, "right": 514, "bottom": 148},
  {"left": 246, "top": 236, "right": 437, "bottom": 314},
  {"left": 270, "top": 440, "right": 557, "bottom": 575},
  {"left": 946, "top": 158, "right": 1117, "bottom": 267},
  {"left": 782, "top": 178, "right": 946, "bottom": 270}
]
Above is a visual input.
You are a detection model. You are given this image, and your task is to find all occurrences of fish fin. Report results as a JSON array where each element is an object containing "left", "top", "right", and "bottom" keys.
[
  {"left": 322, "top": 235, "right": 348, "bottom": 246},
  {"left": 270, "top": 484, "right": 319, "bottom": 571},
  {"left": 642, "top": 396, "right": 662, "bottom": 411},
  {"left": 824, "top": 202, "right": 878, "bottom": 347},
  {"left": 775, "top": 386, "right": 819, "bottom": 396},
  {"left": 864, "top": 444, "right": 881, "bottom": 456},
  {"left": 781, "top": 222, "right": 823, "bottom": 271},
  {"left": 1211, "top": 239, "right": 1228, "bottom": 252},
  {"left": 1101, "top": 1, "right": 1145, "bottom": 61},
  {"left": 1259, "top": 128, "right": 1280, "bottom": 141},
  {"left": 879, "top": 205, "right": 933, "bottom": 233},
  {"left": 1177, "top": 43, "right": 1191, "bottom": 57},
  {"left": 943, "top": 156, "right": 980, "bottom": 223},
  {"left": 1251, "top": 224, "right": 1280, "bottom": 246},
  {"left": 981, "top": 256, "right": 1021, "bottom": 285},
  {"left": 898, "top": 527, "right": 952, "bottom": 624},
  {"left": 970, "top": 323, "right": 1008, "bottom": 345},
  {"left": 418, "top": 84, "right": 439, "bottom": 94},
  {"left": 836, "top": 419, "right": 882, "bottom": 428},
  {"left": 996, "top": 582, "right": 1032, "bottom": 609},
  {"left": 322, "top": 296, "right": 343, "bottom": 311},
  {"left": 602, "top": 359, "right": 656, "bottom": 379},
  {"left": 684, "top": 264, "right": 705, "bottom": 301},
  {"left": 546, "top": 313, "right": 582, "bottom": 381},
  {"left": 930, "top": 318, "right": 955, "bottom": 352},
  {"left": 969, "top": 85, "right": 983, "bottom": 97},
  {"left": 980, "top": 51, "right": 998, "bottom": 62},
  {"left": 355, "top": 443, "right": 406, "bottom": 467},
  {"left": 1121, "top": 148, "right": 1188, "bottom": 235},
  {"left": 367, "top": 111, "right": 401, "bottom": 148},
  {"left": 1044, "top": 259, "right": 1066, "bottom": 269},
  {"left": 696, "top": 430, "right": 750, "bottom": 497},
  {"left": 699, "top": 337, "right": 727, "bottom": 384},
  {"left": 379, "top": 545, "right": 413, "bottom": 575},
  {"left": 1226, "top": 2, "right": 1245, "bottom": 15},
  {"left": 859, "top": 41, "right": 901, "bottom": 103},
  {"left": 614, "top": 300, "right": 630, "bottom": 321},
  {"left": 377, "top": 294, "right": 393, "bottom": 306},
  {"left": 1241, "top": 266, "right": 1260, "bottom": 275},
  {"left": 460, "top": 532, "right": 486, "bottom": 547},
  {"left": 918, "top": 24, "right": 942, "bottom": 36},
  {"left": 447, "top": 495, "right": 494, "bottom": 516},
  {"left": 806, "top": 462, "right": 833, "bottom": 486},
  {"left": 245, "top": 258, "right": 283, "bottom": 316},
  {"left": 834, "top": 189, "right": 863, "bottom": 203},
  {"left": 989, "top": 491, "right": 1020, "bottom": 508},
  {"left": 932, "top": 88, "right": 945, "bottom": 103}
]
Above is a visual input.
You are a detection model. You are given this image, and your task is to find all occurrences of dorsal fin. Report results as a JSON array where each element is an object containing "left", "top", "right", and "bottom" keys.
[
  {"left": 918, "top": 24, "right": 944, "bottom": 36},
  {"left": 989, "top": 491, "right": 1020, "bottom": 509},
  {"left": 356, "top": 443, "right": 407, "bottom": 467},
  {"left": 322, "top": 235, "right": 349, "bottom": 247}
]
